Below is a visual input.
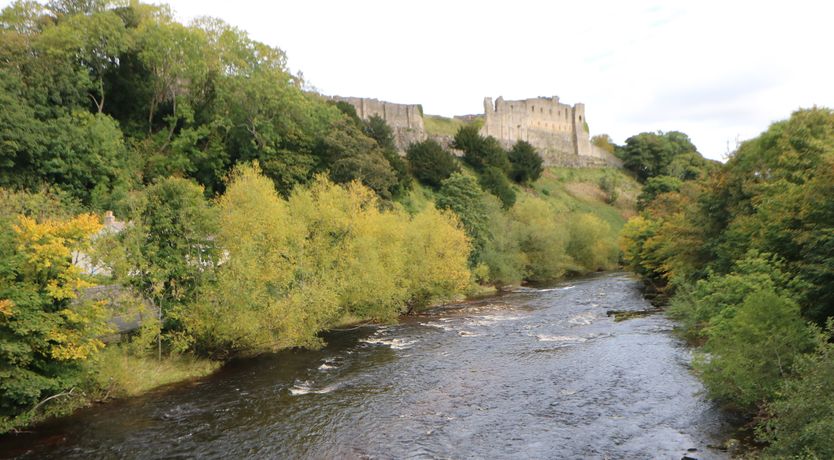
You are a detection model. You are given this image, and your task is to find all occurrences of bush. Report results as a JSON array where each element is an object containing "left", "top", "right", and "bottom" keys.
[
  {"left": 668, "top": 252, "right": 803, "bottom": 342},
  {"left": 696, "top": 288, "right": 816, "bottom": 412},
  {"left": 760, "top": 325, "right": 834, "bottom": 458},
  {"left": 406, "top": 139, "right": 459, "bottom": 188},
  {"left": 598, "top": 173, "right": 619, "bottom": 204},
  {"left": 509, "top": 196, "right": 571, "bottom": 282},
  {"left": 567, "top": 213, "right": 618, "bottom": 272}
]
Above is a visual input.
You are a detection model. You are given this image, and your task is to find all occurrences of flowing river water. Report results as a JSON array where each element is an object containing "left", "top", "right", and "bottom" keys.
[{"left": 0, "top": 273, "right": 732, "bottom": 459}]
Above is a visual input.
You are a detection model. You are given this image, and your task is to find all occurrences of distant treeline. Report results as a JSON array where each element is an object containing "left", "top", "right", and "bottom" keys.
[{"left": 618, "top": 109, "right": 834, "bottom": 456}]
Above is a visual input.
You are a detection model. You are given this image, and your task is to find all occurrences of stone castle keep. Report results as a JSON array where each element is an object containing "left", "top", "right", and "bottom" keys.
[{"left": 330, "top": 94, "right": 619, "bottom": 167}]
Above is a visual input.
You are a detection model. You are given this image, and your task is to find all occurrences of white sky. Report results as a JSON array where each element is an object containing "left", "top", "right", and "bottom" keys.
[{"left": 7, "top": 1, "right": 834, "bottom": 160}]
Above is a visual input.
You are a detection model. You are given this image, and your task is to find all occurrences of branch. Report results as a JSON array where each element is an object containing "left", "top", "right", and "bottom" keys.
[{"left": 30, "top": 387, "right": 76, "bottom": 414}]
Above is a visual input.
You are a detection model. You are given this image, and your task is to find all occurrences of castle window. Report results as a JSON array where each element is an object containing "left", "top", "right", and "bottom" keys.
[
  {"left": 531, "top": 106, "right": 535, "bottom": 113},
  {"left": 549, "top": 109, "right": 552, "bottom": 115},
  {"left": 540, "top": 108, "right": 544, "bottom": 113}
]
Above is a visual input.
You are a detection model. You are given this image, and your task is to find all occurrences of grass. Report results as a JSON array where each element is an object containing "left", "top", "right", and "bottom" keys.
[
  {"left": 532, "top": 167, "right": 640, "bottom": 232},
  {"left": 93, "top": 346, "right": 220, "bottom": 398},
  {"left": 0, "top": 346, "right": 219, "bottom": 434},
  {"left": 423, "top": 114, "right": 482, "bottom": 137}
]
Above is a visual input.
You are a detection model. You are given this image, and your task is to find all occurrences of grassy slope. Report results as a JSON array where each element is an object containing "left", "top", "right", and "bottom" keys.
[
  {"left": 401, "top": 165, "right": 639, "bottom": 239},
  {"left": 532, "top": 167, "right": 639, "bottom": 232},
  {"left": 423, "top": 115, "right": 483, "bottom": 137}
]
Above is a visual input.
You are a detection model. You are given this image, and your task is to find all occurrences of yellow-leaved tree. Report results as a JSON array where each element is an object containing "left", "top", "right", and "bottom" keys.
[
  {"left": 186, "top": 165, "right": 472, "bottom": 355},
  {"left": 1, "top": 212, "right": 110, "bottom": 426}
]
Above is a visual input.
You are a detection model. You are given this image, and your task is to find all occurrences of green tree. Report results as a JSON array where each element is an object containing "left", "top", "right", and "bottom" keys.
[
  {"left": 453, "top": 125, "right": 511, "bottom": 173},
  {"left": 508, "top": 140, "right": 543, "bottom": 184},
  {"left": 363, "top": 115, "right": 410, "bottom": 197},
  {"left": 636, "top": 175, "right": 683, "bottom": 210},
  {"left": 436, "top": 173, "right": 490, "bottom": 264},
  {"left": 406, "top": 139, "right": 459, "bottom": 188},
  {"left": 509, "top": 196, "right": 571, "bottom": 281},
  {"left": 620, "top": 131, "right": 698, "bottom": 181},
  {"left": 323, "top": 118, "right": 398, "bottom": 200},
  {"left": 696, "top": 289, "right": 816, "bottom": 412},
  {"left": 479, "top": 166, "right": 516, "bottom": 208},
  {"left": 760, "top": 325, "right": 834, "bottom": 458},
  {"left": 119, "top": 177, "right": 217, "bottom": 353}
]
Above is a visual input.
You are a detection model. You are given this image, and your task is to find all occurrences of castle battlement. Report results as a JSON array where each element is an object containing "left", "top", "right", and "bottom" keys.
[
  {"left": 481, "top": 96, "right": 614, "bottom": 166},
  {"left": 328, "top": 94, "right": 619, "bottom": 168}
]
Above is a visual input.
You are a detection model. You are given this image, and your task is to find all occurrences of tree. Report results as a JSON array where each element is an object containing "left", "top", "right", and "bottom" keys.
[
  {"left": 509, "top": 196, "right": 572, "bottom": 281},
  {"left": 436, "top": 173, "right": 490, "bottom": 264},
  {"left": 479, "top": 166, "right": 516, "bottom": 208},
  {"left": 636, "top": 175, "right": 683, "bottom": 210},
  {"left": 453, "top": 125, "right": 511, "bottom": 173},
  {"left": 119, "top": 177, "right": 217, "bottom": 354},
  {"left": 696, "top": 289, "right": 816, "bottom": 412},
  {"left": 760, "top": 326, "right": 834, "bottom": 458},
  {"left": 38, "top": 10, "right": 129, "bottom": 113},
  {"left": 322, "top": 118, "right": 398, "bottom": 200},
  {"left": 406, "top": 139, "right": 459, "bottom": 188},
  {"left": 508, "top": 140, "right": 543, "bottom": 184},
  {"left": 41, "top": 111, "right": 129, "bottom": 208},
  {"left": 591, "top": 134, "right": 615, "bottom": 154},
  {"left": 620, "top": 131, "right": 699, "bottom": 181},
  {"left": 402, "top": 205, "right": 472, "bottom": 311},
  {"left": 363, "top": 115, "right": 410, "bottom": 197},
  {"left": 567, "top": 213, "right": 617, "bottom": 272},
  {"left": 0, "top": 211, "right": 108, "bottom": 425},
  {"left": 136, "top": 20, "right": 208, "bottom": 134}
]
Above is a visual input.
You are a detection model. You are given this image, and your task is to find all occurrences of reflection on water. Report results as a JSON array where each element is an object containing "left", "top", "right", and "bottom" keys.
[{"left": 0, "top": 273, "right": 731, "bottom": 459}]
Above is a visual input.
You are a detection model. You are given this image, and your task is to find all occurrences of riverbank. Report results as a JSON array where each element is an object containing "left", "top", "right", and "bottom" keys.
[
  {"left": 0, "top": 273, "right": 731, "bottom": 459},
  {"left": 1, "top": 285, "right": 496, "bottom": 436}
]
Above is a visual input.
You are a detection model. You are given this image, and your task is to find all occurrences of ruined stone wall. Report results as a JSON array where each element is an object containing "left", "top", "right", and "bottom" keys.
[
  {"left": 330, "top": 96, "right": 427, "bottom": 152},
  {"left": 480, "top": 96, "right": 617, "bottom": 167}
]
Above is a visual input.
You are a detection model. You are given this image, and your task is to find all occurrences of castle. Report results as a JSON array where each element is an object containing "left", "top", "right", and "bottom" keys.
[
  {"left": 329, "top": 94, "right": 620, "bottom": 168},
  {"left": 329, "top": 96, "right": 427, "bottom": 149}
]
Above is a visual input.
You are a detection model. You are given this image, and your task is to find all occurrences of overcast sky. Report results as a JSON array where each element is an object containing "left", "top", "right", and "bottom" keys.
[{"left": 8, "top": 1, "right": 834, "bottom": 160}]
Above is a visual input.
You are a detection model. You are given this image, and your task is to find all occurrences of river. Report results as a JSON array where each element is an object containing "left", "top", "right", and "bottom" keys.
[{"left": 0, "top": 272, "right": 732, "bottom": 459}]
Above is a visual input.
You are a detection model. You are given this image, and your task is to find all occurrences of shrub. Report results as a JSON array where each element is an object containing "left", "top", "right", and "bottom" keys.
[
  {"left": 509, "top": 196, "right": 571, "bottom": 281},
  {"left": 696, "top": 289, "right": 816, "bottom": 412},
  {"left": 760, "top": 325, "right": 834, "bottom": 458},
  {"left": 567, "top": 213, "right": 618, "bottom": 272}
]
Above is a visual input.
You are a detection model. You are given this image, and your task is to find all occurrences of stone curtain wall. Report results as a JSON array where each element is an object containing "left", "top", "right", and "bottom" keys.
[{"left": 330, "top": 96, "right": 427, "bottom": 152}]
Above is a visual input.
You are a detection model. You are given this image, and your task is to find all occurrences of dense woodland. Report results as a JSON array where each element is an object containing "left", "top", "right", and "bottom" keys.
[
  {"left": 0, "top": 0, "right": 627, "bottom": 432},
  {"left": 618, "top": 110, "right": 834, "bottom": 457}
]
